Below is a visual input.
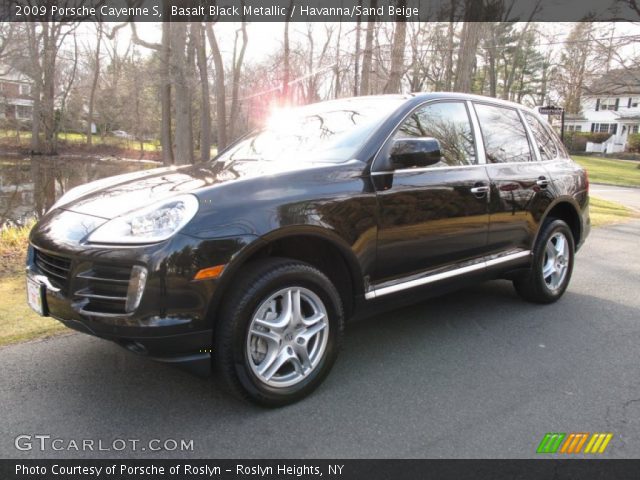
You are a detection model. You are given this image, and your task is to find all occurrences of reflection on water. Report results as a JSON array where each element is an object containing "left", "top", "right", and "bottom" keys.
[{"left": 0, "top": 156, "right": 158, "bottom": 225}]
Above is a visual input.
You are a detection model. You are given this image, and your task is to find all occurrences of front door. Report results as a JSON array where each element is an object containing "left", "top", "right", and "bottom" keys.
[{"left": 371, "top": 101, "right": 491, "bottom": 285}]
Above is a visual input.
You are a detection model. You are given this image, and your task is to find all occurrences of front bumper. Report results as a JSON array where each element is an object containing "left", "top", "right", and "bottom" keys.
[{"left": 27, "top": 209, "right": 257, "bottom": 373}]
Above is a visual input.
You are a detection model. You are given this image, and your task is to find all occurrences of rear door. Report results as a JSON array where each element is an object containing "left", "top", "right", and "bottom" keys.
[
  {"left": 472, "top": 103, "right": 554, "bottom": 254},
  {"left": 371, "top": 100, "right": 491, "bottom": 285}
]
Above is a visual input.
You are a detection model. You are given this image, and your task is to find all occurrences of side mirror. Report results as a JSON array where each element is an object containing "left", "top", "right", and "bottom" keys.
[{"left": 390, "top": 137, "right": 443, "bottom": 170}]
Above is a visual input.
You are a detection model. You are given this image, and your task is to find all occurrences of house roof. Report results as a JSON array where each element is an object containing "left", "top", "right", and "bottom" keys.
[{"left": 585, "top": 68, "right": 640, "bottom": 96}]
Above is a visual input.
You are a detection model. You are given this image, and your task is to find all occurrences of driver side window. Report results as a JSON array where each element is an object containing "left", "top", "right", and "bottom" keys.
[{"left": 394, "top": 102, "right": 477, "bottom": 167}]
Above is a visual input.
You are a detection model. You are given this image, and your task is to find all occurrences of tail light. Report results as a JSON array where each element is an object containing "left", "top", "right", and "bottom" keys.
[{"left": 584, "top": 169, "right": 589, "bottom": 193}]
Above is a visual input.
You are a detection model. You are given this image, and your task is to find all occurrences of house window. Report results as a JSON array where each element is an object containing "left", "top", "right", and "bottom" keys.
[
  {"left": 567, "top": 125, "right": 582, "bottom": 132},
  {"left": 16, "top": 105, "right": 31, "bottom": 119},
  {"left": 599, "top": 99, "right": 618, "bottom": 111},
  {"left": 19, "top": 84, "right": 31, "bottom": 96},
  {"left": 633, "top": 125, "right": 639, "bottom": 134},
  {"left": 592, "top": 123, "right": 616, "bottom": 134}
]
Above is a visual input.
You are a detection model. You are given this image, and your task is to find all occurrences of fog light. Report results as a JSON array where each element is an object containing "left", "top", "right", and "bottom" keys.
[{"left": 125, "top": 266, "right": 147, "bottom": 313}]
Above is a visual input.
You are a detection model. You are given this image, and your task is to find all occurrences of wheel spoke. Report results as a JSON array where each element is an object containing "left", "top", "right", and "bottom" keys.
[
  {"left": 545, "top": 242, "right": 556, "bottom": 263},
  {"left": 554, "top": 235, "right": 566, "bottom": 256},
  {"left": 298, "top": 321, "right": 327, "bottom": 343},
  {"left": 249, "top": 326, "right": 281, "bottom": 346},
  {"left": 260, "top": 348, "right": 293, "bottom": 380},
  {"left": 301, "top": 311, "right": 325, "bottom": 327},
  {"left": 291, "top": 288, "right": 303, "bottom": 324},
  {"left": 542, "top": 260, "right": 555, "bottom": 280},
  {"left": 293, "top": 344, "right": 312, "bottom": 372}
]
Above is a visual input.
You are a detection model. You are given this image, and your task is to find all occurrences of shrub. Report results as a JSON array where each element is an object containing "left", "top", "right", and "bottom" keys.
[
  {"left": 582, "top": 132, "right": 613, "bottom": 143},
  {"left": 628, "top": 133, "right": 640, "bottom": 153},
  {"left": 563, "top": 131, "right": 587, "bottom": 152}
]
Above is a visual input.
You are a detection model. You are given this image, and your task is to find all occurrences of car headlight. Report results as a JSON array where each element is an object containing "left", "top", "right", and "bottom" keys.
[{"left": 87, "top": 194, "right": 199, "bottom": 244}]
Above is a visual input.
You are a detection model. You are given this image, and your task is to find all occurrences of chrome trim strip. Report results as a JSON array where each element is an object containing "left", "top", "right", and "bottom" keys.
[
  {"left": 75, "top": 291, "right": 127, "bottom": 301},
  {"left": 484, "top": 250, "right": 531, "bottom": 267},
  {"left": 76, "top": 273, "right": 130, "bottom": 284},
  {"left": 365, "top": 250, "right": 531, "bottom": 299},
  {"left": 371, "top": 163, "right": 485, "bottom": 176}
]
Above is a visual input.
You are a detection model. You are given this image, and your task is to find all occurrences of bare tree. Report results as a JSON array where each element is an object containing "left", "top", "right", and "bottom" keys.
[
  {"left": 384, "top": 2, "right": 408, "bottom": 94},
  {"left": 129, "top": 21, "right": 173, "bottom": 164},
  {"left": 230, "top": 15, "right": 249, "bottom": 140},
  {"left": 170, "top": 22, "right": 193, "bottom": 165},
  {"left": 193, "top": 22, "right": 211, "bottom": 163},
  {"left": 205, "top": 23, "right": 227, "bottom": 150},
  {"left": 360, "top": 0, "right": 378, "bottom": 95},
  {"left": 86, "top": 23, "right": 102, "bottom": 146}
]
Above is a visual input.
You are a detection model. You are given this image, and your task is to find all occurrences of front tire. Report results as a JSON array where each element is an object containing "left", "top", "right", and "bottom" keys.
[
  {"left": 513, "top": 219, "right": 575, "bottom": 304},
  {"left": 215, "top": 258, "right": 344, "bottom": 407}
]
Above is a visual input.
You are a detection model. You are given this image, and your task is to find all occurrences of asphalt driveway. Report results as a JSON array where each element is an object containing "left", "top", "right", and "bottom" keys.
[
  {"left": 1, "top": 220, "right": 639, "bottom": 459},
  {"left": 591, "top": 183, "right": 640, "bottom": 211}
]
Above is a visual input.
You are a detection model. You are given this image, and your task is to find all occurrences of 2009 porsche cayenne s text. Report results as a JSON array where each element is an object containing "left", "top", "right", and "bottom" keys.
[{"left": 27, "top": 93, "right": 590, "bottom": 406}]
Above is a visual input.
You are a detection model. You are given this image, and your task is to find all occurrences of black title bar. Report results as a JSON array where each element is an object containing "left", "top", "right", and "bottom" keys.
[
  {"left": 1, "top": 0, "right": 639, "bottom": 22},
  {"left": 2, "top": 459, "right": 640, "bottom": 480}
]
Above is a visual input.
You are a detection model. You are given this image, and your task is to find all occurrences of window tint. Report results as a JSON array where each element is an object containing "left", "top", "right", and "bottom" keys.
[
  {"left": 474, "top": 104, "right": 533, "bottom": 163},
  {"left": 524, "top": 113, "right": 558, "bottom": 161},
  {"left": 394, "top": 102, "right": 476, "bottom": 167}
]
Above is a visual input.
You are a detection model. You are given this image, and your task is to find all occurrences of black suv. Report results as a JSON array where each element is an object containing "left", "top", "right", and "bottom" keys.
[{"left": 27, "top": 93, "right": 590, "bottom": 406}]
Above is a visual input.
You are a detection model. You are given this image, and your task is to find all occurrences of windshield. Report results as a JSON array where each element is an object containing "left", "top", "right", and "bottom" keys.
[{"left": 215, "top": 97, "right": 405, "bottom": 163}]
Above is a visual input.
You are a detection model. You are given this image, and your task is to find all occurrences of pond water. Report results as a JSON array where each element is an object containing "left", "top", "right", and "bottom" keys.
[{"left": 0, "top": 156, "right": 159, "bottom": 226}]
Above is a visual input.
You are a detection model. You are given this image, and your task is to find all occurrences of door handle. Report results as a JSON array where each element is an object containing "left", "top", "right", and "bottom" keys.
[
  {"left": 536, "top": 177, "right": 550, "bottom": 187},
  {"left": 470, "top": 186, "right": 490, "bottom": 195}
]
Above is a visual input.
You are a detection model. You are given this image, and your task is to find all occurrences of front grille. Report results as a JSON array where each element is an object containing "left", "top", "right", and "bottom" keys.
[
  {"left": 75, "top": 264, "right": 133, "bottom": 316},
  {"left": 34, "top": 249, "right": 71, "bottom": 289}
]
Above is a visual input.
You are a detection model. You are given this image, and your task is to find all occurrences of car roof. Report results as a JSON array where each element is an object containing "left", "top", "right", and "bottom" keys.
[
  {"left": 408, "top": 92, "right": 538, "bottom": 112},
  {"left": 328, "top": 92, "right": 538, "bottom": 115}
]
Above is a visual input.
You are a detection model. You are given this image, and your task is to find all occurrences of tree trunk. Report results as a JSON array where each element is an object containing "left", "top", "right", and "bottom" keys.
[
  {"left": 86, "top": 24, "right": 102, "bottom": 146},
  {"left": 41, "top": 22, "right": 57, "bottom": 155},
  {"left": 383, "top": 5, "right": 407, "bottom": 94},
  {"left": 282, "top": 2, "right": 294, "bottom": 103},
  {"left": 205, "top": 24, "right": 227, "bottom": 150},
  {"left": 360, "top": 0, "right": 377, "bottom": 96},
  {"left": 194, "top": 22, "right": 211, "bottom": 163},
  {"left": 171, "top": 22, "right": 193, "bottom": 165},
  {"left": 334, "top": 22, "right": 342, "bottom": 98},
  {"left": 353, "top": 0, "right": 362, "bottom": 96},
  {"left": 230, "top": 19, "right": 248, "bottom": 141},
  {"left": 161, "top": 20, "right": 174, "bottom": 164},
  {"left": 453, "top": 21, "right": 482, "bottom": 93},
  {"left": 443, "top": 4, "right": 456, "bottom": 91}
]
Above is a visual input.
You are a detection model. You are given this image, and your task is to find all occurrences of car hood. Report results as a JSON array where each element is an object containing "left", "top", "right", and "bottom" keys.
[{"left": 58, "top": 159, "right": 340, "bottom": 219}]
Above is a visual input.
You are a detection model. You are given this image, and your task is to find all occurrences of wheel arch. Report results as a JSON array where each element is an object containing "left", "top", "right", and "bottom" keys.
[
  {"left": 536, "top": 198, "right": 582, "bottom": 248},
  {"left": 208, "top": 226, "right": 365, "bottom": 325}
]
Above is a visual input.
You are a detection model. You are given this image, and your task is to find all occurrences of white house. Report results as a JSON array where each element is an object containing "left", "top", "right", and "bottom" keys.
[
  {"left": 0, "top": 67, "right": 33, "bottom": 122},
  {"left": 564, "top": 68, "right": 640, "bottom": 154}
]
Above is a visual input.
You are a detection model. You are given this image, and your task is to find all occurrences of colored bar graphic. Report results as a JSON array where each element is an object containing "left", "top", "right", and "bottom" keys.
[
  {"left": 584, "top": 433, "right": 613, "bottom": 454},
  {"left": 538, "top": 433, "right": 613, "bottom": 454},
  {"left": 537, "top": 433, "right": 566, "bottom": 453}
]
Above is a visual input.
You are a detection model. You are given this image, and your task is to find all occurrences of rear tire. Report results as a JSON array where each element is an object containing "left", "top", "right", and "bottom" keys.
[
  {"left": 214, "top": 257, "right": 344, "bottom": 407},
  {"left": 513, "top": 219, "right": 575, "bottom": 304}
]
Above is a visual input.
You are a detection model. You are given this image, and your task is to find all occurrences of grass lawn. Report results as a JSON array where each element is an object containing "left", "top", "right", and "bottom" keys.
[
  {"left": 0, "top": 128, "right": 161, "bottom": 152},
  {"left": 589, "top": 196, "right": 635, "bottom": 227},
  {"left": 0, "top": 275, "right": 67, "bottom": 347},
  {"left": 573, "top": 156, "right": 640, "bottom": 188}
]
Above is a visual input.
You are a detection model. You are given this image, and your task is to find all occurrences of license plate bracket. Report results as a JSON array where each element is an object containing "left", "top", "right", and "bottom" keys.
[{"left": 26, "top": 275, "right": 48, "bottom": 317}]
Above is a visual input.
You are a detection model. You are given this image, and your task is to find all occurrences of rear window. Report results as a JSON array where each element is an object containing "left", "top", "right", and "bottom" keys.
[
  {"left": 523, "top": 112, "right": 559, "bottom": 161},
  {"left": 474, "top": 103, "right": 533, "bottom": 163}
]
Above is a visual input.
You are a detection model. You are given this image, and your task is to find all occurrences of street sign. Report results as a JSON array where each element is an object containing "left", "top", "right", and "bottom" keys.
[{"left": 539, "top": 106, "right": 564, "bottom": 115}]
